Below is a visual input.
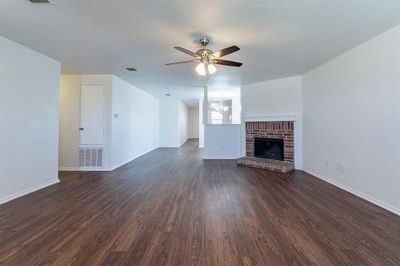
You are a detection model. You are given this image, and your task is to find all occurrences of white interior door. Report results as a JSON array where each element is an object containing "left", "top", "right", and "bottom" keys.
[{"left": 80, "top": 84, "right": 105, "bottom": 145}]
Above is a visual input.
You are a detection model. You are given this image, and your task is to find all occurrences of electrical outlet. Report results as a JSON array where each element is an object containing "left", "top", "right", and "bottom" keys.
[{"left": 336, "top": 163, "right": 345, "bottom": 172}]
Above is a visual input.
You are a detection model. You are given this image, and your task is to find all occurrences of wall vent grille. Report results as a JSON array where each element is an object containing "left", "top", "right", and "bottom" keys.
[{"left": 79, "top": 148, "right": 103, "bottom": 168}]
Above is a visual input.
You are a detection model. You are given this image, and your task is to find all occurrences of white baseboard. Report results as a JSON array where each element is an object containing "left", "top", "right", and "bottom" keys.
[
  {"left": 59, "top": 147, "right": 159, "bottom": 172},
  {"left": 160, "top": 139, "right": 188, "bottom": 148},
  {"left": 109, "top": 147, "right": 158, "bottom": 171},
  {"left": 179, "top": 138, "right": 189, "bottom": 147},
  {"left": 0, "top": 178, "right": 60, "bottom": 205},
  {"left": 109, "top": 158, "right": 134, "bottom": 171},
  {"left": 294, "top": 163, "right": 303, "bottom": 171},
  {"left": 304, "top": 168, "right": 400, "bottom": 217}
]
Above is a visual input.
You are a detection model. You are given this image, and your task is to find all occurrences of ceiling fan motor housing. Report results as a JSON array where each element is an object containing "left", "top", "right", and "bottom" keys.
[{"left": 196, "top": 49, "right": 214, "bottom": 64}]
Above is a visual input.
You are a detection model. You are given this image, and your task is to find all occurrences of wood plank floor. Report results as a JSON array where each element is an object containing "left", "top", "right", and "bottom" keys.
[{"left": 0, "top": 139, "right": 399, "bottom": 265}]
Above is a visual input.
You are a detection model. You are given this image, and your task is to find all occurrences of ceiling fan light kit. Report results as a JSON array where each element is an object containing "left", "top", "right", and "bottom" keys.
[
  {"left": 195, "top": 62, "right": 217, "bottom": 76},
  {"left": 208, "top": 64, "right": 217, "bottom": 74},
  {"left": 196, "top": 62, "right": 206, "bottom": 76},
  {"left": 166, "top": 38, "right": 243, "bottom": 76}
]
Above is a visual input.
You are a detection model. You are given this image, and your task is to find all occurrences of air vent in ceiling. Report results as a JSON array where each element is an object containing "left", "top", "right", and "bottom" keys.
[{"left": 29, "top": 0, "right": 51, "bottom": 3}]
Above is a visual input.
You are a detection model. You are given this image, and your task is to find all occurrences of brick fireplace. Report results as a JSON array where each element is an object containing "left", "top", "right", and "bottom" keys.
[{"left": 237, "top": 120, "right": 295, "bottom": 172}]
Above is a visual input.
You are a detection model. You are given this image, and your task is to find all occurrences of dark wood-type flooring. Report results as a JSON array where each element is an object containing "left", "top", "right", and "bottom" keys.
[{"left": 0, "top": 139, "right": 399, "bottom": 265}]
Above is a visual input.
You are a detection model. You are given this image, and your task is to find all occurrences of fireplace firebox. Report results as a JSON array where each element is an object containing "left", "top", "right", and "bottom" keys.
[{"left": 254, "top": 138, "right": 284, "bottom": 161}]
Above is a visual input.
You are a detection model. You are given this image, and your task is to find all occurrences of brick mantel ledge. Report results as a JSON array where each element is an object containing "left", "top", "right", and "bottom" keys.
[{"left": 243, "top": 115, "right": 297, "bottom": 122}]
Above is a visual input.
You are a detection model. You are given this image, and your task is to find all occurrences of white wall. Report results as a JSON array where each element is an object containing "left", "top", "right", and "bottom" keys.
[
  {"left": 59, "top": 75, "right": 80, "bottom": 169},
  {"left": 158, "top": 99, "right": 189, "bottom": 147},
  {"left": 111, "top": 76, "right": 159, "bottom": 169},
  {"left": 59, "top": 74, "right": 159, "bottom": 170},
  {"left": 159, "top": 99, "right": 180, "bottom": 147},
  {"left": 199, "top": 98, "right": 204, "bottom": 148},
  {"left": 178, "top": 101, "right": 189, "bottom": 145},
  {"left": 303, "top": 25, "right": 400, "bottom": 215},
  {"left": 188, "top": 107, "right": 199, "bottom": 138},
  {"left": 241, "top": 76, "right": 303, "bottom": 169},
  {"left": 203, "top": 125, "right": 242, "bottom": 159},
  {"left": 242, "top": 76, "right": 303, "bottom": 117},
  {"left": 59, "top": 74, "right": 113, "bottom": 170},
  {"left": 232, "top": 97, "right": 241, "bottom": 124},
  {"left": 0, "top": 36, "right": 60, "bottom": 203}
]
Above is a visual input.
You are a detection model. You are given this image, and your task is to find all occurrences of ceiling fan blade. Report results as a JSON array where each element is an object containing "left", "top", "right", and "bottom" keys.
[
  {"left": 174, "top": 47, "right": 198, "bottom": 57},
  {"left": 213, "top": 59, "right": 243, "bottom": 67},
  {"left": 212, "top": 46, "right": 240, "bottom": 58},
  {"left": 165, "top": 60, "right": 195, "bottom": 66}
]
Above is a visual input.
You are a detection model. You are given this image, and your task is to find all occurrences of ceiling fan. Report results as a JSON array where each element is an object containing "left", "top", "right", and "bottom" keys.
[{"left": 165, "top": 38, "right": 243, "bottom": 76}]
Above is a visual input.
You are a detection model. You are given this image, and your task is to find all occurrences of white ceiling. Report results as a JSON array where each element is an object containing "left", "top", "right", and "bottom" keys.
[{"left": 1, "top": 0, "right": 399, "bottom": 103}]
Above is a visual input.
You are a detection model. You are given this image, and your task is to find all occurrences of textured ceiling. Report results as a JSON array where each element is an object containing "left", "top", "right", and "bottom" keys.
[{"left": 1, "top": 0, "right": 399, "bottom": 102}]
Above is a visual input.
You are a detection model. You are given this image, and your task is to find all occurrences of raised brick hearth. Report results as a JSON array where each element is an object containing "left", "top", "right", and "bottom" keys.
[
  {"left": 237, "top": 157, "right": 294, "bottom": 172},
  {"left": 237, "top": 121, "right": 295, "bottom": 172}
]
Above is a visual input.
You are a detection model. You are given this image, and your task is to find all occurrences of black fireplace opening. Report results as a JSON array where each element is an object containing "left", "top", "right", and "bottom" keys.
[{"left": 254, "top": 138, "right": 284, "bottom": 161}]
